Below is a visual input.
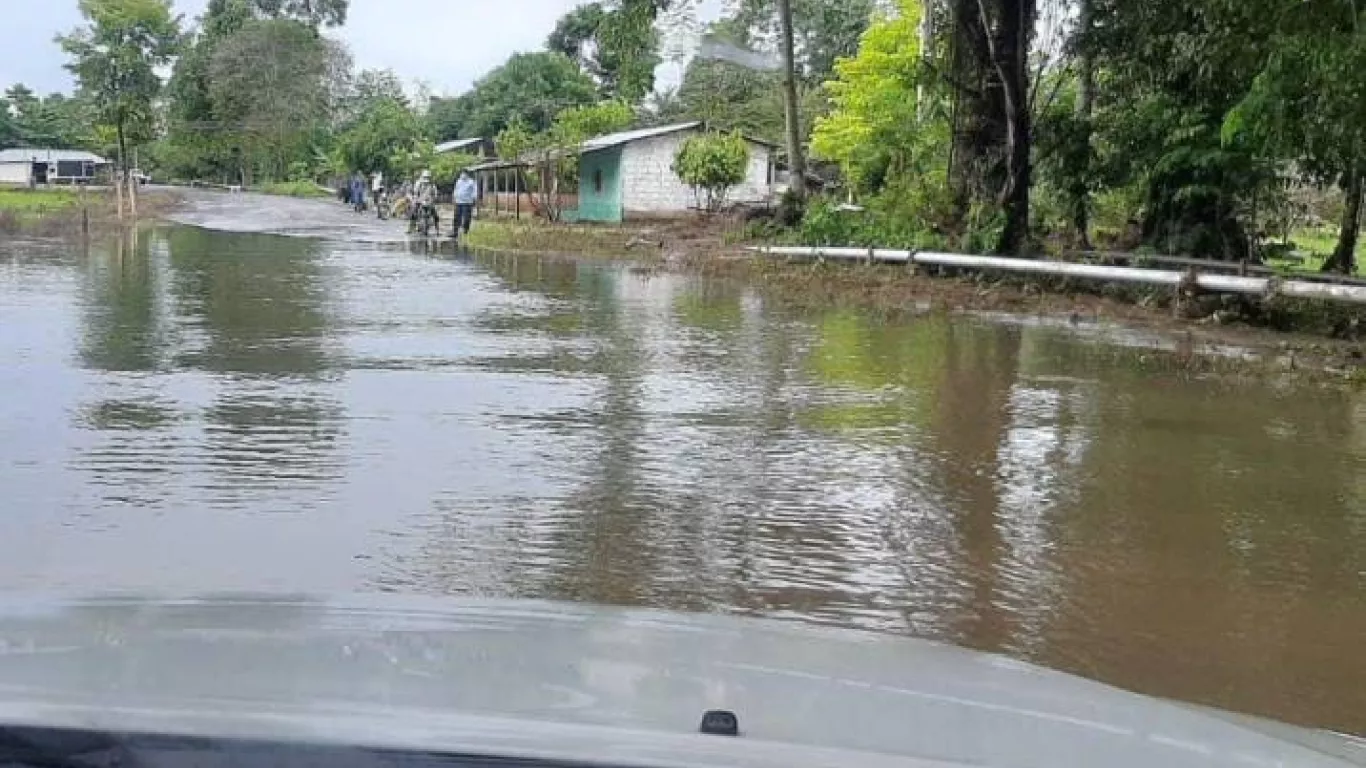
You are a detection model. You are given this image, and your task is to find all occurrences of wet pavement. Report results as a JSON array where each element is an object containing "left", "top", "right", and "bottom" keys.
[
  {"left": 1, "top": 191, "right": 1364, "bottom": 735},
  {"left": 167, "top": 187, "right": 425, "bottom": 243}
]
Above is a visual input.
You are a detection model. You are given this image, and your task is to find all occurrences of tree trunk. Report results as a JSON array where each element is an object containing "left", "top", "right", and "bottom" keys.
[
  {"left": 128, "top": 145, "right": 138, "bottom": 221},
  {"left": 114, "top": 120, "right": 128, "bottom": 222},
  {"left": 988, "top": 0, "right": 1034, "bottom": 254},
  {"left": 776, "top": 0, "right": 807, "bottom": 202},
  {"left": 918, "top": 0, "right": 936, "bottom": 118},
  {"left": 1325, "top": 164, "right": 1362, "bottom": 275},
  {"left": 948, "top": 0, "right": 1005, "bottom": 224},
  {"left": 1075, "top": 0, "right": 1094, "bottom": 120},
  {"left": 1072, "top": 0, "right": 1094, "bottom": 250}
]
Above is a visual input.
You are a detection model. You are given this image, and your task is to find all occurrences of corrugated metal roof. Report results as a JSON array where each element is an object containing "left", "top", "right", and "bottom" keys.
[
  {"left": 434, "top": 138, "right": 485, "bottom": 154},
  {"left": 582, "top": 122, "right": 703, "bottom": 152},
  {"left": 0, "top": 148, "right": 110, "bottom": 164},
  {"left": 579, "top": 122, "right": 779, "bottom": 153}
]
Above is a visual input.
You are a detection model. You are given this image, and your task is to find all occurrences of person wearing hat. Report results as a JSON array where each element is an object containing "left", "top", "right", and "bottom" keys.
[{"left": 409, "top": 170, "right": 438, "bottom": 234}]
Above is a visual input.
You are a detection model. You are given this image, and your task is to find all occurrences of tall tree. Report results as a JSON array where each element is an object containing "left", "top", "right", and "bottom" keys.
[
  {"left": 811, "top": 0, "right": 930, "bottom": 188},
  {"left": 548, "top": 3, "right": 609, "bottom": 73},
  {"left": 731, "top": 0, "right": 876, "bottom": 81},
  {"left": 675, "top": 56, "right": 783, "bottom": 138},
  {"left": 164, "top": 0, "right": 253, "bottom": 180},
  {"left": 335, "top": 96, "right": 424, "bottom": 176},
  {"left": 547, "top": 0, "right": 677, "bottom": 103},
  {"left": 975, "top": 0, "right": 1036, "bottom": 253},
  {"left": 4, "top": 85, "right": 40, "bottom": 121},
  {"left": 431, "top": 52, "right": 599, "bottom": 140},
  {"left": 250, "top": 0, "right": 347, "bottom": 27},
  {"left": 208, "top": 18, "right": 334, "bottom": 184},
  {"left": 1223, "top": 0, "right": 1366, "bottom": 273},
  {"left": 1071, "top": 0, "right": 1095, "bottom": 248},
  {"left": 2, "top": 85, "right": 82, "bottom": 147},
  {"left": 336, "top": 68, "right": 408, "bottom": 127},
  {"left": 595, "top": 0, "right": 664, "bottom": 102},
  {"left": 776, "top": 0, "right": 807, "bottom": 201},
  {"left": 59, "top": 0, "right": 182, "bottom": 219},
  {"left": 1088, "top": 0, "right": 1269, "bottom": 259},
  {"left": 0, "top": 95, "right": 18, "bottom": 149}
]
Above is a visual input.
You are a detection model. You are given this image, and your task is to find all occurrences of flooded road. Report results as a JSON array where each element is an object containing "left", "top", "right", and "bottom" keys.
[{"left": 1, "top": 198, "right": 1365, "bottom": 735}]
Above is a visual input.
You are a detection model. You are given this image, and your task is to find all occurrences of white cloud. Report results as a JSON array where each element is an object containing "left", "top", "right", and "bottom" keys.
[
  {"left": 2, "top": 0, "right": 739, "bottom": 99},
  {"left": 3, "top": 0, "right": 587, "bottom": 96},
  {"left": 342, "top": 0, "right": 585, "bottom": 97}
]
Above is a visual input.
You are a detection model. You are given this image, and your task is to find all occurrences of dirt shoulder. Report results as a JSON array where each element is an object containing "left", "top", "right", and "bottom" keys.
[{"left": 462, "top": 214, "right": 1366, "bottom": 382}]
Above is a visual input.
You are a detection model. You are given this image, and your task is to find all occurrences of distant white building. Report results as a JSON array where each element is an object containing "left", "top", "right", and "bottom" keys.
[
  {"left": 575, "top": 122, "right": 775, "bottom": 222},
  {"left": 433, "top": 137, "right": 495, "bottom": 158},
  {"left": 0, "top": 148, "right": 111, "bottom": 186}
]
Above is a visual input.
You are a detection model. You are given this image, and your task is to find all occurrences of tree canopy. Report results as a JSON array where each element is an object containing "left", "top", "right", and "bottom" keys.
[
  {"left": 427, "top": 52, "right": 598, "bottom": 141},
  {"left": 0, "top": 86, "right": 96, "bottom": 150},
  {"left": 58, "top": 0, "right": 182, "bottom": 169}
]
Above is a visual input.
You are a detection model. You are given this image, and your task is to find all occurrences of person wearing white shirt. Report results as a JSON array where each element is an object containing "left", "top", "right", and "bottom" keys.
[{"left": 453, "top": 171, "right": 478, "bottom": 240}]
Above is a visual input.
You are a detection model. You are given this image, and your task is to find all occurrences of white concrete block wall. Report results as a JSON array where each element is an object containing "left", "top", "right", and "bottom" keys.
[
  {"left": 731, "top": 146, "right": 772, "bottom": 204},
  {"left": 621, "top": 135, "right": 695, "bottom": 214},
  {"left": 0, "top": 163, "right": 32, "bottom": 186},
  {"left": 620, "top": 133, "right": 773, "bottom": 216}
]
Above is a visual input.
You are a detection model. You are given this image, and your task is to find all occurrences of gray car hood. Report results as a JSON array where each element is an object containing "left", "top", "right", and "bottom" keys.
[{"left": 0, "top": 596, "right": 1358, "bottom": 768}]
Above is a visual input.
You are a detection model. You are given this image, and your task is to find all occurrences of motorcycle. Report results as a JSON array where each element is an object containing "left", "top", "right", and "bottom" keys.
[{"left": 413, "top": 202, "right": 439, "bottom": 237}]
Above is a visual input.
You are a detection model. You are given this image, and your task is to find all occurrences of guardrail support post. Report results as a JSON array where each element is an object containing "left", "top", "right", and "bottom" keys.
[{"left": 1174, "top": 267, "right": 1200, "bottom": 318}]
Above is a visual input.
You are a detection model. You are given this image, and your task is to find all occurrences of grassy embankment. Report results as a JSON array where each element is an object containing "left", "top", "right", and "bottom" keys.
[
  {"left": 0, "top": 187, "right": 94, "bottom": 236},
  {"left": 460, "top": 213, "right": 644, "bottom": 256},
  {"left": 0, "top": 187, "right": 180, "bottom": 236},
  {"left": 256, "top": 181, "right": 333, "bottom": 199}
]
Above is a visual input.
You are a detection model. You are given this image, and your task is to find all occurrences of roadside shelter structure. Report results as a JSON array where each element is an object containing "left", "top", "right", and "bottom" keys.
[{"left": 0, "top": 149, "right": 111, "bottom": 186}]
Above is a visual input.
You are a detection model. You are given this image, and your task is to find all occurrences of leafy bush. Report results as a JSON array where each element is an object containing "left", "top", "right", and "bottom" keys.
[
  {"left": 430, "top": 152, "right": 479, "bottom": 188},
  {"left": 797, "top": 175, "right": 957, "bottom": 251},
  {"left": 336, "top": 98, "right": 425, "bottom": 177},
  {"left": 672, "top": 131, "right": 750, "bottom": 212}
]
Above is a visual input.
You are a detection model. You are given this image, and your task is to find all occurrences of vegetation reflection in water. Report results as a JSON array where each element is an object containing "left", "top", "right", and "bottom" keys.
[{"left": 0, "top": 228, "right": 1363, "bottom": 734}]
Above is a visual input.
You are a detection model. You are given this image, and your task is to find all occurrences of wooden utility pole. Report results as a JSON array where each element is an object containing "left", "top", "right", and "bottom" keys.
[
  {"left": 776, "top": 0, "right": 807, "bottom": 201},
  {"left": 1073, "top": 0, "right": 1094, "bottom": 249},
  {"left": 918, "top": 0, "right": 935, "bottom": 118},
  {"left": 129, "top": 146, "right": 139, "bottom": 221}
]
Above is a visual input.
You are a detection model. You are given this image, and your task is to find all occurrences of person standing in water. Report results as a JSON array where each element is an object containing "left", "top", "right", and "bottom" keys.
[
  {"left": 371, "top": 171, "right": 385, "bottom": 218},
  {"left": 350, "top": 173, "right": 366, "bottom": 213},
  {"left": 453, "top": 170, "right": 477, "bottom": 241}
]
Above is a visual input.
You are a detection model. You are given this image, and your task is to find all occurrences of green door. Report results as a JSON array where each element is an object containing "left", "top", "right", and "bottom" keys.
[{"left": 577, "top": 148, "right": 623, "bottom": 223}]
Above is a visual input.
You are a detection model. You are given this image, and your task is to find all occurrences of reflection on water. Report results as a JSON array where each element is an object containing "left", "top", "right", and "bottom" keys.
[{"left": 0, "top": 228, "right": 1363, "bottom": 734}]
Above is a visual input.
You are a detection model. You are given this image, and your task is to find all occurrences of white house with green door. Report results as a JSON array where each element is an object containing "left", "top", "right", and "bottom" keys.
[{"left": 575, "top": 122, "right": 776, "bottom": 223}]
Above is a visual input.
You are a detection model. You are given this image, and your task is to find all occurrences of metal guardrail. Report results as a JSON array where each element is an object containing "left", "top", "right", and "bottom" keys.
[{"left": 752, "top": 246, "right": 1366, "bottom": 306}]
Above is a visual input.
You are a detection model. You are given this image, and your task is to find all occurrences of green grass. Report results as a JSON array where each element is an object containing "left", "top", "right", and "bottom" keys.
[
  {"left": 0, "top": 188, "right": 83, "bottom": 214},
  {"left": 461, "top": 216, "right": 638, "bottom": 255},
  {"left": 1263, "top": 227, "right": 1366, "bottom": 275},
  {"left": 257, "top": 180, "right": 332, "bottom": 199}
]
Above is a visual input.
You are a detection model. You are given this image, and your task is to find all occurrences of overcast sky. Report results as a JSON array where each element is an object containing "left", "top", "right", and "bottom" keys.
[{"left": 1, "top": 0, "right": 679, "bottom": 99}]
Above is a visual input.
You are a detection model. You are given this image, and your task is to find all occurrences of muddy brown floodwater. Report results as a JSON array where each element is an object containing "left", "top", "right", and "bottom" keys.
[{"left": 1, "top": 193, "right": 1364, "bottom": 736}]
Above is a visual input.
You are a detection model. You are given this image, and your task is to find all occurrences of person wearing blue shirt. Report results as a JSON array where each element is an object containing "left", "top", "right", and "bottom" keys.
[{"left": 453, "top": 171, "right": 478, "bottom": 240}]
